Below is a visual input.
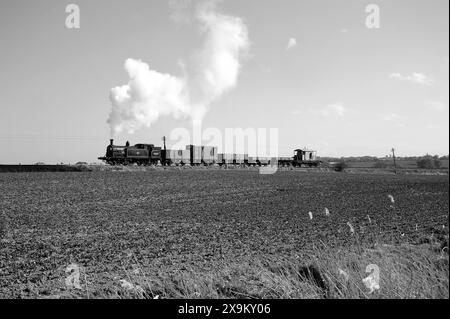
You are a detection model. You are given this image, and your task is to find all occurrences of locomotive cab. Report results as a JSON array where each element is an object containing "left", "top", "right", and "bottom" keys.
[
  {"left": 294, "top": 149, "right": 317, "bottom": 161},
  {"left": 293, "top": 149, "right": 320, "bottom": 167}
]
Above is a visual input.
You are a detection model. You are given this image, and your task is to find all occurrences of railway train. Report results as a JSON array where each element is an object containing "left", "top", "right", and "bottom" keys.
[{"left": 98, "top": 139, "right": 322, "bottom": 167}]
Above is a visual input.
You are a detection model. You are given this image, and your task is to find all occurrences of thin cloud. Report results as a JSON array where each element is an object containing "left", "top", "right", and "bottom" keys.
[
  {"left": 379, "top": 113, "right": 406, "bottom": 128},
  {"left": 389, "top": 72, "right": 434, "bottom": 86},
  {"left": 286, "top": 38, "right": 297, "bottom": 50},
  {"left": 426, "top": 100, "right": 448, "bottom": 112},
  {"left": 169, "top": 0, "right": 193, "bottom": 24},
  {"left": 320, "top": 103, "right": 346, "bottom": 117}
]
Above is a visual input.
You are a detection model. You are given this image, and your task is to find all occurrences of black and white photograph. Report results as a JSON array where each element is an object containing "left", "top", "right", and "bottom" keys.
[{"left": 0, "top": 0, "right": 448, "bottom": 307}]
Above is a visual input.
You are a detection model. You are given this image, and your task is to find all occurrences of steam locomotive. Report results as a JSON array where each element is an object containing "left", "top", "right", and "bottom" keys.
[{"left": 98, "top": 139, "right": 322, "bottom": 167}]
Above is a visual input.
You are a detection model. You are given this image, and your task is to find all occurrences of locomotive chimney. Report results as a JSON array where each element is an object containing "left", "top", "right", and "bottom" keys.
[{"left": 110, "top": 139, "right": 114, "bottom": 146}]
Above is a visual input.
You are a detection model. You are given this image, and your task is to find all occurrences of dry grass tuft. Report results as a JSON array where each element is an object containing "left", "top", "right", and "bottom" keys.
[{"left": 101, "top": 243, "right": 448, "bottom": 299}]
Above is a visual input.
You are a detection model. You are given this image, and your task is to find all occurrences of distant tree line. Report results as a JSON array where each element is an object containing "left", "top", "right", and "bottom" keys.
[
  {"left": 318, "top": 154, "right": 448, "bottom": 171},
  {"left": 416, "top": 155, "right": 442, "bottom": 169},
  {"left": 318, "top": 155, "right": 448, "bottom": 162}
]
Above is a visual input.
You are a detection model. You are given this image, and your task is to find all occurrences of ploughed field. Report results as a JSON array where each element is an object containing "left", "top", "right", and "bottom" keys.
[{"left": 0, "top": 170, "right": 448, "bottom": 298}]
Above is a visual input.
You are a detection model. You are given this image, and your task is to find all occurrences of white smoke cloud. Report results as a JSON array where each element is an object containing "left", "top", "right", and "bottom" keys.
[{"left": 108, "top": 2, "right": 249, "bottom": 135}]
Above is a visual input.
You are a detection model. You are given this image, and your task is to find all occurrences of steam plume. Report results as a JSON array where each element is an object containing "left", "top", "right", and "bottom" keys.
[{"left": 108, "top": 2, "right": 249, "bottom": 135}]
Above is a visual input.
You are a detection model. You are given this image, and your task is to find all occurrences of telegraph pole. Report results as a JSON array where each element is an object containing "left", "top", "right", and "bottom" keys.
[
  {"left": 392, "top": 148, "right": 397, "bottom": 174},
  {"left": 162, "top": 136, "right": 167, "bottom": 164}
]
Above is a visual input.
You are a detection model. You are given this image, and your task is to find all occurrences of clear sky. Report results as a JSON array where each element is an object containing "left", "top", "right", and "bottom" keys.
[{"left": 0, "top": 0, "right": 448, "bottom": 164}]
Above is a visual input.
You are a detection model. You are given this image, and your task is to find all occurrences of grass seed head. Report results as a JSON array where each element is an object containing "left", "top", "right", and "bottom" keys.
[
  {"left": 338, "top": 268, "right": 349, "bottom": 281},
  {"left": 120, "top": 279, "right": 135, "bottom": 290},
  {"left": 362, "top": 264, "right": 380, "bottom": 294},
  {"left": 347, "top": 222, "right": 355, "bottom": 235},
  {"left": 388, "top": 194, "right": 395, "bottom": 204}
]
